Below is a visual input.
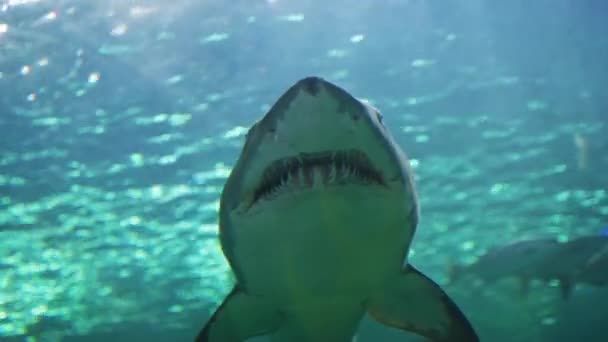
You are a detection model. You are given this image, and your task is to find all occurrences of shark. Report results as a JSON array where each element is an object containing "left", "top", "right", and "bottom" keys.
[
  {"left": 195, "top": 77, "right": 479, "bottom": 342},
  {"left": 448, "top": 235, "right": 608, "bottom": 299},
  {"left": 447, "top": 238, "right": 563, "bottom": 294}
]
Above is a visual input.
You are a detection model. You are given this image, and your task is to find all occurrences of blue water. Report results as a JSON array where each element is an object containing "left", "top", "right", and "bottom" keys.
[{"left": 1, "top": 0, "right": 607, "bottom": 341}]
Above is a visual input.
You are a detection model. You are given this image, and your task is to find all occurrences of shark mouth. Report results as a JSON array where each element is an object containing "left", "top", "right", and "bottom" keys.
[{"left": 251, "top": 149, "right": 386, "bottom": 206}]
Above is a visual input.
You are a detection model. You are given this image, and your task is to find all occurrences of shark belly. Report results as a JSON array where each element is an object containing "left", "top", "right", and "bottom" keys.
[
  {"left": 233, "top": 184, "right": 413, "bottom": 303},
  {"left": 270, "top": 302, "right": 364, "bottom": 342}
]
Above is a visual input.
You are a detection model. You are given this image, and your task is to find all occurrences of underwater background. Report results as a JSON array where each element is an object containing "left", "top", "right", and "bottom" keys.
[{"left": 1, "top": 0, "right": 607, "bottom": 341}]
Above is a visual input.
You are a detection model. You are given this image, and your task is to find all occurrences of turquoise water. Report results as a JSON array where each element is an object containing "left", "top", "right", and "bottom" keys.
[{"left": 1, "top": 0, "right": 607, "bottom": 341}]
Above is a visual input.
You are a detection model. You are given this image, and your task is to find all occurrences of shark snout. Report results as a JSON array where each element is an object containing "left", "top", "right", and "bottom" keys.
[
  {"left": 262, "top": 77, "right": 374, "bottom": 151},
  {"left": 297, "top": 77, "right": 323, "bottom": 97},
  {"left": 227, "top": 77, "right": 404, "bottom": 211}
]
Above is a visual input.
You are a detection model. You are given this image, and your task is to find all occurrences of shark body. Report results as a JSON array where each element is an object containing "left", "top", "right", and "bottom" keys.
[
  {"left": 449, "top": 235, "right": 608, "bottom": 299},
  {"left": 579, "top": 240, "right": 608, "bottom": 286},
  {"left": 448, "top": 238, "right": 562, "bottom": 284},
  {"left": 196, "top": 77, "right": 478, "bottom": 342}
]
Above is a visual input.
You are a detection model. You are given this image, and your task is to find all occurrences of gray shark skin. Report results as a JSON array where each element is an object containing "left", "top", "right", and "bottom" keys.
[
  {"left": 578, "top": 239, "right": 608, "bottom": 286},
  {"left": 448, "top": 236, "right": 608, "bottom": 299},
  {"left": 448, "top": 238, "right": 562, "bottom": 283},
  {"left": 539, "top": 235, "right": 608, "bottom": 297},
  {"left": 195, "top": 77, "right": 478, "bottom": 342}
]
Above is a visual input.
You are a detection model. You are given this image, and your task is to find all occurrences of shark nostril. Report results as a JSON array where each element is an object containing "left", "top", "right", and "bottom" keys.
[{"left": 351, "top": 113, "right": 360, "bottom": 121}]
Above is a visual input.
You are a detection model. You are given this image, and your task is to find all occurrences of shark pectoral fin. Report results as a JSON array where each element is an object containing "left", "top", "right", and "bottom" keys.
[
  {"left": 195, "top": 286, "right": 282, "bottom": 342},
  {"left": 366, "top": 264, "right": 479, "bottom": 342}
]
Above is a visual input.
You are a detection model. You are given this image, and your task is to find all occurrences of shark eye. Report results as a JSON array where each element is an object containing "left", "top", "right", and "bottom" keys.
[
  {"left": 375, "top": 111, "right": 384, "bottom": 125},
  {"left": 242, "top": 125, "right": 257, "bottom": 150}
]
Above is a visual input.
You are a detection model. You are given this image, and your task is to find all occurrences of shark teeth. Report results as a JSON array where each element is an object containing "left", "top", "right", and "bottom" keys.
[{"left": 251, "top": 149, "right": 385, "bottom": 205}]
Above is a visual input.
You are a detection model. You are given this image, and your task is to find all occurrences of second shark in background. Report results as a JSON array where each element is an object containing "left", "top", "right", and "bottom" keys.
[{"left": 448, "top": 235, "right": 608, "bottom": 299}]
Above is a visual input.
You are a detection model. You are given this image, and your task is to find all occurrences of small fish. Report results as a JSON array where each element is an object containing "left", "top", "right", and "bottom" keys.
[{"left": 573, "top": 132, "right": 588, "bottom": 171}]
